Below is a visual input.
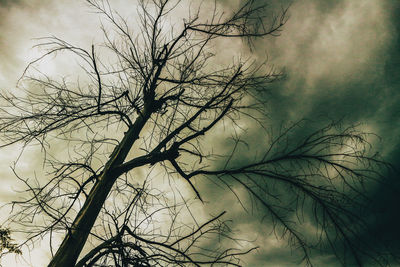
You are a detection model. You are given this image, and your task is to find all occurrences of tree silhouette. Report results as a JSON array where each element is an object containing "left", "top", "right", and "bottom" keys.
[{"left": 0, "top": 0, "right": 393, "bottom": 266}]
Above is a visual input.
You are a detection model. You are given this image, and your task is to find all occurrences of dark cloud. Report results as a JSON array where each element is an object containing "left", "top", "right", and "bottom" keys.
[
  {"left": 364, "top": 0, "right": 400, "bottom": 245},
  {"left": 237, "top": 0, "right": 400, "bottom": 265},
  {"left": 0, "top": 0, "right": 21, "bottom": 7}
]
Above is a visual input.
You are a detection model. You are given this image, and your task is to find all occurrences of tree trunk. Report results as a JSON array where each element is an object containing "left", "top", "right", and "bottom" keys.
[
  {"left": 47, "top": 171, "right": 117, "bottom": 267},
  {"left": 48, "top": 106, "right": 152, "bottom": 266}
]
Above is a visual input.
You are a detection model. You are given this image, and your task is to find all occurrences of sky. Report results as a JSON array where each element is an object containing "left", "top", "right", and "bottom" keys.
[{"left": 0, "top": 0, "right": 399, "bottom": 266}]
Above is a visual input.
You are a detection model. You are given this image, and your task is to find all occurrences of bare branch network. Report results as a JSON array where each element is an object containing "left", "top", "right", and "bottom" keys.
[{"left": 0, "top": 0, "right": 394, "bottom": 266}]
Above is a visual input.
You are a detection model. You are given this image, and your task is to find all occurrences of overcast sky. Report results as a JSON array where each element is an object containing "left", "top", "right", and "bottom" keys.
[{"left": 0, "top": 0, "right": 399, "bottom": 266}]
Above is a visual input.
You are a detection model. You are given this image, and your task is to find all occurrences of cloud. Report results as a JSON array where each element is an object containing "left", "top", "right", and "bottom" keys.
[
  {"left": 237, "top": 0, "right": 400, "bottom": 265},
  {"left": 254, "top": 0, "right": 394, "bottom": 121}
]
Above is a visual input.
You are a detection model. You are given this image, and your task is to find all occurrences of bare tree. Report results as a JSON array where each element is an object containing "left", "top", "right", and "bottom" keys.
[{"left": 0, "top": 0, "right": 393, "bottom": 266}]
